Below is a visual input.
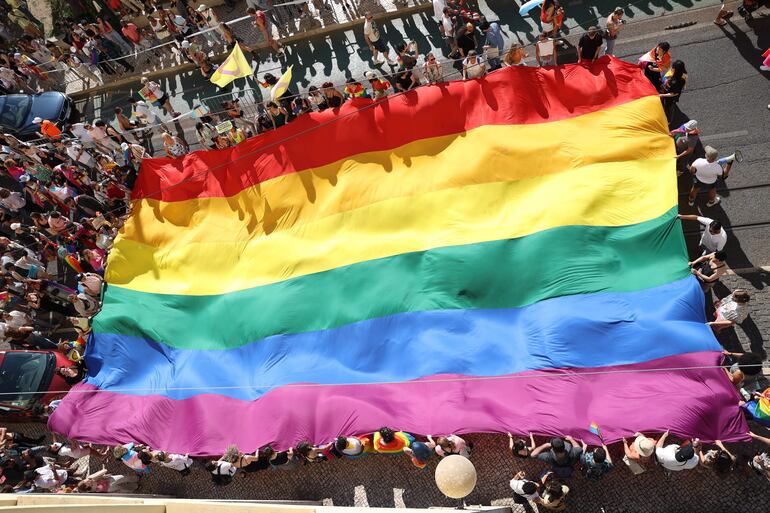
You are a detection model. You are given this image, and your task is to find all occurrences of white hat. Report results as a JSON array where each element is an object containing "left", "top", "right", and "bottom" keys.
[
  {"left": 9, "top": 223, "right": 21, "bottom": 231},
  {"left": 13, "top": 53, "right": 21, "bottom": 59},
  {"left": 181, "top": 40, "right": 191, "bottom": 48},
  {"left": 364, "top": 71, "right": 377, "bottom": 80},
  {"left": 634, "top": 435, "right": 654, "bottom": 457},
  {"left": 70, "top": 46, "right": 78, "bottom": 53},
  {"left": 32, "top": 117, "right": 42, "bottom": 124},
  {"left": 683, "top": 119, "right": 697, "bottom": 130},
  {"left": 120, "top": 142, "right": 129, "bottom": 152},
  {"left": 197, "top": 3, "right": 208, "bottom": 11}
]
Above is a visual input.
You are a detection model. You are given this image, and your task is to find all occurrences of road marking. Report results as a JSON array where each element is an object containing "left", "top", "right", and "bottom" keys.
[{"left": 700, "top": 130, "right": 750, "bottom": 142}]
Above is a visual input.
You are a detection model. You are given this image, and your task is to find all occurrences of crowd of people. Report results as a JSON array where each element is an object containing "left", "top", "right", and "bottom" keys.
[{"left": 0, "top": 0, "right": 769, "bottom": 504}]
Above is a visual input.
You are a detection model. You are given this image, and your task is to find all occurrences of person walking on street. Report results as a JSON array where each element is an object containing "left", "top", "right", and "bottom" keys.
[
  {"left": 363, "top": 13, "right": 394, "bottom": 65},
  {"left": 604, "top": 7, "right": 625, "bottom": 56},
  {"left": 687, "top": 145, "right": 731, "bottom": 207},
  {"left": 480, "top": 20, "right": 504, "bottom": 70},
  {"left": 578, "top": 27, "right": 603, "bottom": 63},
  {"left": 140, "top": 77, "right": 181, "bottom": 117}
]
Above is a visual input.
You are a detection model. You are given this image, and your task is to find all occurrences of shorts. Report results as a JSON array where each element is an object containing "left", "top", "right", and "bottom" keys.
[
  {"left": 541, "top": 21, "right": 554, "bottom": 32},
  {"left": 371, "top": 38, "right": 387, "bottom": 53},
  {"left": 692, "top": 177, "right": 717, "bottom": 189},
  {"left": 154, "top": 93, "right": 168, "bottom": 107}
]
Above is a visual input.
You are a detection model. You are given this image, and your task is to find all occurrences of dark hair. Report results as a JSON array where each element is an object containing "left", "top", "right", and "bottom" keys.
[
  {"left": 479, "top": 21, "right": 490, "bottom": 31},
  {"left": 512, "top": 439, "right": 526, "bottom": 453},
  {"left": 114, "top": 107, "right": 123, "bottom": 114},
  {"left": 395, "top": 42, "right": 407, "bottom": 53},
  {"left": 296, "top": 441, "right": 311, "bottom": 457},
  {"left": 94, "top": 120, "right": 105, "bottom": 127},
  {"left": 713, "top": 450, "right": 733, "bottom": 474},
  {"left": 545, "top": 481, "right": 564, "bottom": 499},
  {"left": 127, "top": 98, "right": 137, "bottom": 103},
  {"left": 204, "top": 462, "right": 216, "bottom": 472},
  {"left": 658, "top": 42, "right": 670, "bottom": 52},
  {"left": 522, "top": 481, "right": 537, "bottom": 495},
  {"left": 737, "top": 352, "right": 763, "bottom": 375},
  {"left": 211, "top": 473, "right": 232, "bottom": 486},
  {"left": 714, "top": 250, "right": 728, "bottom": 261},
  {"left": 260, "top": 445, "right": 275, "bottom": 460},
  {"left": 551, "top": 437, "right": 566, "bottom": 453},
  {"left": 593, "top": 447, "right": 606, "bottom": 463},
  {"left": 266, "top": 101, "right": 278, "bottom": 109},
  {"left": 708, "top": 219, "right": 722, "bottom": 232},
  {"left": 379, "top": 427, "right": 395, "bottom": 444},
  {"left": 335, "top": 436, "right": 347, "bottom": 452},
  {"left": 138, "top": 451, "right": 153, "bottom": 465},
  {"left": 669, "top": 61, "right": 686, "bottom": 81}
]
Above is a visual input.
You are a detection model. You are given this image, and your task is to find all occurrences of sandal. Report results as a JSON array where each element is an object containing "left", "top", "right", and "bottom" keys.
[{"left": 714, "top": 19, "right": 727, "bottom": 25}]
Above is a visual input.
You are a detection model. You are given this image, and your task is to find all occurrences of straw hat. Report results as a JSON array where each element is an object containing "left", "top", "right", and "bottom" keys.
[{"left": 634, "top": 435, "right": 654, "bottom": 457}]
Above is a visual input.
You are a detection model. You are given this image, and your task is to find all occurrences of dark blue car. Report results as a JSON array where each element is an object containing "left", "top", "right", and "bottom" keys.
[{"left": 0, "top": 92, "right": 75, "bottom": 141}]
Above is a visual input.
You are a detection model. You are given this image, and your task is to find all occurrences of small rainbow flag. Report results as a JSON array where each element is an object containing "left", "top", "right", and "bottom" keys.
[{"left": 589, "top": 421, "right": 603, "bottom": 441}]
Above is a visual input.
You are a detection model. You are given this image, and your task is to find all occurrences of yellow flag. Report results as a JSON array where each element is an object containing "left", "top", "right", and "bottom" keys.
[
  {"left": 210, "top": 44, "right": 253, "bottom": 88},
  {"left": 270, "top": 65, "right": 293, "bottom": 101}
]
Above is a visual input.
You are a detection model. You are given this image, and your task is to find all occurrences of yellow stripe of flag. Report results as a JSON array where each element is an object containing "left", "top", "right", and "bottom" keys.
[{"left": 210, "top": 44, "right": 253, "bottom": 88}]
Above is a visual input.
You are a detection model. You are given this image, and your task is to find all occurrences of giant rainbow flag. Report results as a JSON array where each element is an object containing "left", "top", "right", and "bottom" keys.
[{"left": 50, "top": 58, "right": 747, "bottom": 455}]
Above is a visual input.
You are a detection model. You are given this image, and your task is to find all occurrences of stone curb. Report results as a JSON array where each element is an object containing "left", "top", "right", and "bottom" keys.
[{"left": 68, "top": 4, "right": 431, "bottom": 99}]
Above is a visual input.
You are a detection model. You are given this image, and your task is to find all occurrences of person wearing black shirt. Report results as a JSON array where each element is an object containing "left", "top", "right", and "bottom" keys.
[
  {"left": 578, "top": 27, "right": 603, "bottom": 63},
  {"left": 455, "top": 22, "right": 478, "bottom": 57}
]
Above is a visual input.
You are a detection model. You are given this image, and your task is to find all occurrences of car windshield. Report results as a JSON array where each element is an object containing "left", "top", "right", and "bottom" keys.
[
  {"left": 0, "top": 96, "right": 33, "bottom": 130},
  {"left": 0, "top": 352, "right": 48, "bottom": 407}
]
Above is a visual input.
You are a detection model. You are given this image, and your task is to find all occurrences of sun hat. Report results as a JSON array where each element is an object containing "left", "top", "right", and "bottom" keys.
[
  {"left": 181, "top": 40, "right": 191, "bottom": 48},
  {"left": 634, "top": 435, "right": 654, "bottom": 457},
  {"left": 197, "top": 4, "right": 208, "bottom": 11},
  {"left": 32, "top": 117, "right": 42, "bottom": 124},
  {"left": 683, "top": 120, "right": 697, "bottom": 130}
]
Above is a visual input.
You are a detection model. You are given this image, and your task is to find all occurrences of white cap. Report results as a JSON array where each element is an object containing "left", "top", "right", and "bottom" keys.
[
  {"left": 364, "top": 71, "right": 377, "bottom": 80},
  {"left": 9, "top": 223, "right": 21, "bottom": 231},
  {"left": 683, "top": 119, "right": 697, "bottom": 130},
  {"left": 13, "top": 53, "right": 21, "bottom": 58},
  {"left": 32, "top": 117, "right": 42, "bottom": 124},
  {"left": 197, "top": 3, "right": 208, "bottom": 11},
  {"left": 120, "top": 142, "right": 129, "bottom": 151},
  {"left": 70, "top": 46, "right": 78, "bottom": 53},
  {"left": 181, "top": 40, "right": 191, "bottom": 48}
]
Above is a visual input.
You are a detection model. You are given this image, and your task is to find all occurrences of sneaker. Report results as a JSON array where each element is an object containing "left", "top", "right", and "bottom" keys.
[
  {"left": 760, "top": 65, "right": 770, "bottom": 71},
  {"left": 706, "top": 196, "right": 721, "bottom": 207}
]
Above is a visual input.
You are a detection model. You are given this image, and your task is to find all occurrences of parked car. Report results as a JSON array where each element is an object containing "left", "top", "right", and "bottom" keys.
[
  {"left": 0, "top": 350, "right": 73, "bottom": 421},
  {"left": 0, "top": 92, "right": 76, "bottom": 141}
]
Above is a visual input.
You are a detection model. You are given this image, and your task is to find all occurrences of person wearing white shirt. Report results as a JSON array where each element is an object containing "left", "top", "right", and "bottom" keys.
[
  {"left": 655, "top": 431, "right": 700, "bottom": 471},
  {"left": 157, "top": 452, "right": 193, "bottom": 473},
  {"left": 65, "top": 141, "right": 95, "bottom": 169},
  {"left": 127, "top": 98, "right": 158, "bottom": 126},
  {"left": 69, "top": 122, "right": 94, "bottom": 145},
  {"left": 710, "top": 289, "right": 751, "bottom": 332},
  {"left": 678, "top": 214, "right": 727, "bottom": 254},
  {"left": 363, "top": 13, "right": 395, "bottom": 65},
  {"left": 688, "top": 145, "right": 732, "bottom": 207},
  {"left": 509, "top": 471, "right": 539, "bottom": 503},
  {"left": 440, "top": 8, "right": 457, "bottom": 51},
  {"left": 33, "top": 464, "right": 68, "bottom": 489},
  {"left": 140, "top": 77, "right": 180, "bottom": 117}
]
